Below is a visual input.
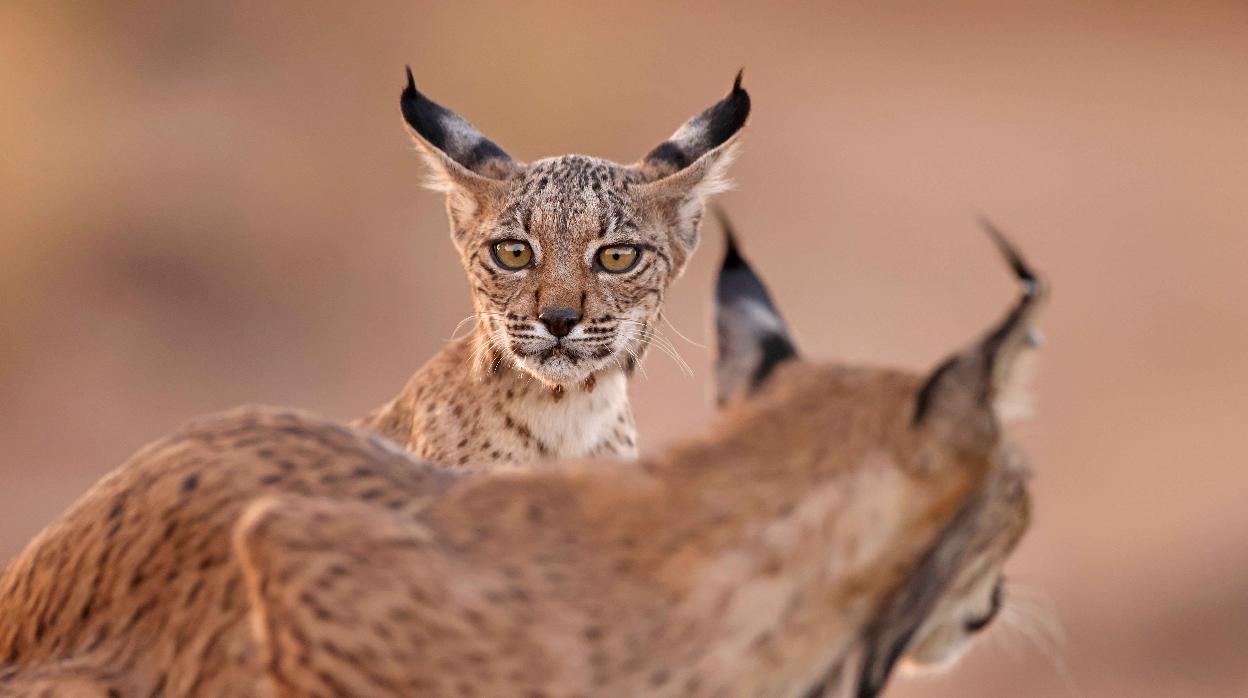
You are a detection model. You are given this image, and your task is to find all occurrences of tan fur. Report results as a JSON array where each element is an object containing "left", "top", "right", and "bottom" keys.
[
  {"left": 0, "top": 363, "right": 1033, "bottom": 697},
  {"left": 0, "top": 228, "right": 1044, "bottom": 697},
  {"left": 357, "top": 78, "right": 747, "bottom": 467}
]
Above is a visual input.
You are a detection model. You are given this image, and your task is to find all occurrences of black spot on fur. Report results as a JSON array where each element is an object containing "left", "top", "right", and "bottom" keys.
[{"left": 181, "top": 473, "right": 199, "bottom": 492}]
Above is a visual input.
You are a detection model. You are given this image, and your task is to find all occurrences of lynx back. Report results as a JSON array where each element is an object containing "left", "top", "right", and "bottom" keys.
[{"left": 0, "top": 223, "right": 1047, "bottom": 698}]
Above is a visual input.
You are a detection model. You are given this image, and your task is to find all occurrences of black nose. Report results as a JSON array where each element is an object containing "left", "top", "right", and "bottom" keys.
[{"left": 538, "top": 306, "right": 582, "bottom": 338}]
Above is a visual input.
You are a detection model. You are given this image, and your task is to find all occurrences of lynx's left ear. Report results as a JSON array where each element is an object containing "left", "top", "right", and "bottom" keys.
[
  {"left": 635, "top": 72, "right": 751, "bottom": 262},
  {"left": 400, "top": 68, "right": 521, "bottom": 231},
  {"left": 713, "top": 210, "right": 798, "bottom": 406},
  {"left": 912, "top": 221, "right": 1049, "bottom": 439}
]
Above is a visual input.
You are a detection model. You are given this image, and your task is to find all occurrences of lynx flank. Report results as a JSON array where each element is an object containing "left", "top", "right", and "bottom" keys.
[
  {"left": 0, "top": 224, "right": 1046, "bottom": 697},
  {"left": 355, "top": 69, "right": 750, "bottom": 467}
]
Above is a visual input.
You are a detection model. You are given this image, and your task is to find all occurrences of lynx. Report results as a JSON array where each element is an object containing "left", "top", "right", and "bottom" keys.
[
  {"left": 0, "top": 223, "right": 1046, "bottom": 697},
  {"left": 355, "top": 69, "right": 750, "bottom": 466}
]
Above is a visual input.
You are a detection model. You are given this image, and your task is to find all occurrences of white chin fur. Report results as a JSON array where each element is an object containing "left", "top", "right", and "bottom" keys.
[{"left": 515, "top": 353, "right": 600, "bottom": 386}]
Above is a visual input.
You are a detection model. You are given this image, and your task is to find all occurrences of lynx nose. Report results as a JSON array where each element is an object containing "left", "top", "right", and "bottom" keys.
[{"left": 538, "top": 306, "right": 582, "bottom": 338}]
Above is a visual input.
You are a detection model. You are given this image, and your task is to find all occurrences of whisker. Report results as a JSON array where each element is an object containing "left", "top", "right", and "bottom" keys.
[
  {"left": 616, "top": 330, "right": 693, "bottom": 378},
  {"left": 659, "top": 311, "right": 706, "bottom": 349},
  {"left": 998, "top": 582, "right": 1080, "bottom": 697},
  {"left": 448, "top": 315, "right": 478, "bottom": 341}
]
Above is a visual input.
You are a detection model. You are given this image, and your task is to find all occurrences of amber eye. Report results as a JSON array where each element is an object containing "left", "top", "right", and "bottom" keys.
[
  {"left": 490, "top": 240, "right": 534, "bottom": 270},
  {"left": 597, "top": 244, "right": 640, "bottom": 273}
]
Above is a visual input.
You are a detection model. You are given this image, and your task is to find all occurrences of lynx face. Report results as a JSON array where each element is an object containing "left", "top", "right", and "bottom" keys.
[
  {"left": 401, "top": 70, "right": 749, "bottom": 387},
  {"left": 714, "top": 216, "right": 1045, "bottom": 695},
  {"left": 464, "top": 158, "right": 685, "bottom": 385}
]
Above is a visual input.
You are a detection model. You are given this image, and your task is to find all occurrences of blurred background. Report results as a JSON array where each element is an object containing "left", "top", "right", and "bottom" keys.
[{"left": 2, "top": 2, "right": 1246, "bottom": 695}]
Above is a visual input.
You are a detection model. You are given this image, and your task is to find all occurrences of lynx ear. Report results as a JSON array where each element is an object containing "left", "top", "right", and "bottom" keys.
[
  {"left": 640, "top": 70, "right": 751, "bottom": 179},
  {"left": 912, "top": 221, "right": 1049, "bottom": 435},
  {"left": 713, "top": 210, "right": 798, "bottom": 406},
  {"left": 399, "top": 67, "right": 519, "bottom": 201},
  {"left": 635, "top": 72, "right": 750, "bottom": 260}
]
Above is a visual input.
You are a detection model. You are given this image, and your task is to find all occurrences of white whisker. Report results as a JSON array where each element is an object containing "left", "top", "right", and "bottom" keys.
[
  {"left": 998, "top": 582, "right": 1080, "bottom": 697},
  {"left": 659, "top": 311, "right": 706, "bottom": 349}
]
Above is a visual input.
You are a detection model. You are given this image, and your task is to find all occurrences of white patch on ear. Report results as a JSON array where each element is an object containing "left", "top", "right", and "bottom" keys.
[
  {"left": 405, "top": 131, "right": 485, "bottom": 191},
  {"left": 993, "top": 342, "right": 1039, "bottom": 424},
  {"left": 403, "top": 127, "right": 503, "bottom": 233},
  {"left": 644, "top": 139, "right": 741, "bottom": 254},
  {"left": 679, "top": 143, "right": 738, "bottom": 246}
]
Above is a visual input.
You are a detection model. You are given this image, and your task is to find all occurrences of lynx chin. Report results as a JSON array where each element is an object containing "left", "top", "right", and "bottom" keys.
[{"left": 357, "top": 68, "right": 750, "bottom": 467}]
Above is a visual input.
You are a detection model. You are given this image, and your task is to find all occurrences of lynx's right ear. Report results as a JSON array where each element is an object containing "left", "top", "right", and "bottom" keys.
[
  {"left": 713, "top": 210, "right": 798, "bottom": 406},
  {"left": 912, "top": 221, "right": 1049, "bottom": 438},
  {"left": 634, "top": 72, "right": 750, "bottom": 265},
  {"left": 399, "top": 68, "right": 519, "bottom": 221},
  {"left": 638, "top": 70, "right": 751, "bottom": 181}
]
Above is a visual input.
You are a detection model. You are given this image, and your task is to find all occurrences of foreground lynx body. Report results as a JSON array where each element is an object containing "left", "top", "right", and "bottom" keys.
[
  {"left": 356, "top": 70, "right": 749, "bottom": 466},
  {"left": 0, "top": 225, "right": 1046, "bottom": 697}
]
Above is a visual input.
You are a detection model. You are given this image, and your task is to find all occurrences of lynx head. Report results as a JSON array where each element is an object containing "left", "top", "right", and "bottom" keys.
[
  {"left": 400, "top": 68, "right": 749, "bottom": 388},
  {"left": 714, "top": 216, "right": 1047, "bottom": 697}
]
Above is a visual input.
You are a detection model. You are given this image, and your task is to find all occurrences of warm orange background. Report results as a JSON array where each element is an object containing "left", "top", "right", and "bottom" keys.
[{"left": 3, "top": 2, "right": 1246, "bottom": 695}]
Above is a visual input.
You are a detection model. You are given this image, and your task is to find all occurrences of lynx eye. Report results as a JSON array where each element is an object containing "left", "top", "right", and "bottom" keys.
[
  {"left": 597, "top": 244, "right": 640, "bottom": 273},
  {"left": 490, "top": 240, "right": 534, "bottom": 270}
]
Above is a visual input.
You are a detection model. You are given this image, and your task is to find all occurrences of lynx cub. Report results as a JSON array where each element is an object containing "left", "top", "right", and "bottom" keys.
[
  {"left": 0, "top": 222, "right": 1046, "bottom": 697},
  {"left": 356, "top": 69, "right": 750, "bottom": 466}
]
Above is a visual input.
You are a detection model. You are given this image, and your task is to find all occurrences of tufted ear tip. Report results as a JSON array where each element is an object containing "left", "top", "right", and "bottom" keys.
[
  {"left": 641, "top": 71, "right": 751, "bottom": 176},
  {"left": 398, "top": 66, "right": 514, "bottom": 180},
  {"left": 912, "top": 220, "right": 1048, "bottom": 428},
  {"left": 712, "top": 69, "right": 751, "bottom": 147}
]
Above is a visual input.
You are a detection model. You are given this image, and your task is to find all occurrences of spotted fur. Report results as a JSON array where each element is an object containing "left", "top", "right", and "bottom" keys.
[
  {"left": 356, "top": 70, "right": 750, "bottom": 467},
  {"left": 0, "top": 226, "right": 1046, "bottom": 697}
]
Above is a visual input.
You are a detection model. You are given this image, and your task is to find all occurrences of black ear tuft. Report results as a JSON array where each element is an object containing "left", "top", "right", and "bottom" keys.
[
  {"left": 980, "top": 216, "right": 1039, "bottom": 292},
  {"left": 912, "top": 221, "right": 1048, "bottom": 428},
  {"left": 714, "top": 208, "right": 798, "bottom": 406},
  {"left": 701, "top": 68, "right": 751, "bottom": 153},
  {"left": 719, "top": 207, "right": 747, "bottom": 271},
  {"left": 399, "top": 67, "right": 512, "bottom": 176},
  {"left": 643, "top": 71, "right": 751, "bottom": 174}
]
